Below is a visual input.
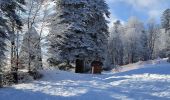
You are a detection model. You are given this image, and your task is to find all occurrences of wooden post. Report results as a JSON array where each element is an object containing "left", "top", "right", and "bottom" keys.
[{"left": 91, "top": 67, "right": 93, "bottom": 74}]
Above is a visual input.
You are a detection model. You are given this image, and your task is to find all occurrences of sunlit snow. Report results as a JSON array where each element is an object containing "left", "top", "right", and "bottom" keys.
[{"left": 0, "top": 58, "right": 170, "bottom": 100}]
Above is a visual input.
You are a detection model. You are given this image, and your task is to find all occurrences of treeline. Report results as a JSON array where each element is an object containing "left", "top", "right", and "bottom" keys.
[{"left": 107, "top": 9, "right": 170, "bottom": 67}]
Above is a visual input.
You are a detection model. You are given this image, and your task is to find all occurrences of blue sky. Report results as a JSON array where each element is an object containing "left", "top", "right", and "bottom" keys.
[{"left": 106, "top": 0, "right": 170, "bottom": 25}]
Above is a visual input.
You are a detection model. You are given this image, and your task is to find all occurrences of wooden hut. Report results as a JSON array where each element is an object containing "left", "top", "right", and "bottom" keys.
[
  {"left": 75, "top": 59, "right": 84, "bottom": 73},
  {"left": 91, "top": 61, "right": 103, "bottom": 74}
]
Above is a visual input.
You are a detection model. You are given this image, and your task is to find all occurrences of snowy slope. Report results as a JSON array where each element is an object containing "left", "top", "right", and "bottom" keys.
[{"left": 0, "top": 58, "right": 170, "bottom": 100}]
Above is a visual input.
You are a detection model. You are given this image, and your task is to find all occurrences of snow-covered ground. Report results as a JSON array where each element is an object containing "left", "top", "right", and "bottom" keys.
[{"left": 0, "top": 58, "right": 170, "bottom": 100}]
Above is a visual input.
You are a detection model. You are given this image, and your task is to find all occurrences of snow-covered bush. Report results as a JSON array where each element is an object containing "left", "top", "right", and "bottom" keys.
[
  {"left": 18, "top": 72, "right": 33, "bottom": 83},
  {"left": 57, "top": 63, "right": 74, "bottom": 71},
  {"left": 103, "top": 66, "right": 113, "bottom": 71},
  {"left": 47, "top": 58, "right": 61, "bottom": 67},
  {"left": 2, "top": 72, "right": 15, "bottom": 86},
  {"left": 158, "top": 49, "right": 169, "bottom": 58},
  {"left": 0, "top": 70, "right": 43, "bottom": 87},
  {"left": 28, "top": 71, "right": 43, "bottom": 80},
  {"left": 18, "top": 71, "right": 43, "bottom": 83}
]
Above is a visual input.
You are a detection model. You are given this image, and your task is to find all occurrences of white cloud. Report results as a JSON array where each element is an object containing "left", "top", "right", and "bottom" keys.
[
  {"left": 106, "top": 0, "right": 169, "bottom": 22},
  {"left": 148, "top": 10, "right": 163, "bottom": 19},
  {"left": 126, "top": 0, "right": 160, "bottom": 9},
  {"left": 126, "top": 0, "right": 169, "bottom": 22},
  {"left": 106, "top": 0, "right": 165, "bottom": 9}
]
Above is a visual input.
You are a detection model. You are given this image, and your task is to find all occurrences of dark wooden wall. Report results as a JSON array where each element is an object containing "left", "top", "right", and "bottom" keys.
[{"left": 75, "top": 59, "right": 84, "bottom": 73}]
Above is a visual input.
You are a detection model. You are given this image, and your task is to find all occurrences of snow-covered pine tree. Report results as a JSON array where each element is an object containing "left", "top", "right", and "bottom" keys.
[
  {"left": 108, "top": 20, "right": 123, "bottom": 66},
  {"left": 19, "top": 27, "right": 42, "bottom": 71},
  {"left": 48, "top": 0, "right": 110, "bottom": 70},
  {"left": 140, "top": 30, "right": 149, "bottom": 61},
  {"left": 86, "top": 0, "right": 110, "bottom": 68},
  {"left": 48, "top": 0, "right": 91, "bottom": 67},
  {"left": 161, "top": 9, "right": 170, "bottom": 62}
]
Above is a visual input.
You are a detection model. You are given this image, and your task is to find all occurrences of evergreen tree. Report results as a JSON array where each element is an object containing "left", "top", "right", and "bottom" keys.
[
  {"left": 140, "top": 30, "right": 149, "bottom": 61},
  {"left": 48, "top": 0, "right": 109, "bottom": 69},
  {"left": 161, "top": 9, "right": 170, "bottom": 62},
  {"left": 48, "top": 0, "right": 91, "bottom": 66},
  {"left": 108, "top": 20, "right": 123, "bottom": 66},
  {"left": 86, "top": 0, "right": 110, "bottom": 62}
]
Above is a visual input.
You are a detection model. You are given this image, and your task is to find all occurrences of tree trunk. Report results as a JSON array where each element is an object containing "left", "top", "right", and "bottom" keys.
[
  {"left": 16, "top": 31, "right": 19, "bottom": 70},
  {"left": 11, "top": 26, "right": 18, "bottom": 84},
  {"left": 11, "top": 41, "right": 18, "bottom": 83},
  {"left": 28, "top": 28, "right": 31, "bottom": 72}
]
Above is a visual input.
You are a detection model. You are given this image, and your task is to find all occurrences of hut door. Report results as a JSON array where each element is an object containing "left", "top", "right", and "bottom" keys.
[{"left": 75, "top": 59, "right": 84, "bottom": 73}]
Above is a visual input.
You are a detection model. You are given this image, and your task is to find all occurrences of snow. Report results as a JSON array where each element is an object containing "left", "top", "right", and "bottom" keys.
[{"left": 0, "top": 58, "right": 170, "bottom": 100}]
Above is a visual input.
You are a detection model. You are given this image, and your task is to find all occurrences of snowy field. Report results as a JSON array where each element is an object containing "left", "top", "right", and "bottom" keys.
[{"left": 0, "top": 58, "right": 170, "bottom": 100}]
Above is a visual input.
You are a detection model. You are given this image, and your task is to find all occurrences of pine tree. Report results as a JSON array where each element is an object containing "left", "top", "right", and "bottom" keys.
[
  {"left": 161, "top": 9, "right": 170, "bottom": 62},
  {"left": 48, "top": 0, "right": 109, "bottom": 70},
  {"left": 108, "top": 20, "right": 123, "bottom": 66},
  {"left": 48, "top": 0, "right": 90, "bottom": 66},
  {"left": 85, "top": 0, "right": 110, "bottom": 67},
  {"left": 19, "top": 27, "right": 42, "bottom": 72},
  {"left": 140, "top": 30, "right": 149, "bottom": 61}
]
